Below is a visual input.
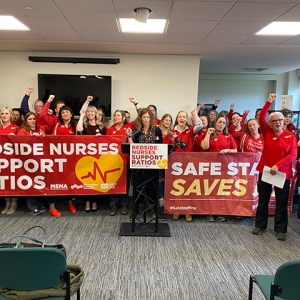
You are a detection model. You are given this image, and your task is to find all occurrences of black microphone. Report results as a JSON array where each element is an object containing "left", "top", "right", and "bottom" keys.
[
  {"left": 174, "top": 137, "right": 188, "bottom": 150},
  {"left": 128, "top": 129, "right": 141, "bottom": 138}
]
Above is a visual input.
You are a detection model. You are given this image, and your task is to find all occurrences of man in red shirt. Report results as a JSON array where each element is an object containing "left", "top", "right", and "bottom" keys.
[{"left": 252, "top": 94, "right": 297, "bottom": 241}]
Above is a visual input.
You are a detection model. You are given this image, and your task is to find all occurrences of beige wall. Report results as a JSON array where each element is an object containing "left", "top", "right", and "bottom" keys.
[{"left": 0, "top": 52, "right": 200, "bottom": 124}]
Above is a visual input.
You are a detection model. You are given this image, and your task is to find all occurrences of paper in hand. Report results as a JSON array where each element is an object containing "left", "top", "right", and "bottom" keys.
[{"left": 262, "top": 166, "right": 286, "bottom": 189}]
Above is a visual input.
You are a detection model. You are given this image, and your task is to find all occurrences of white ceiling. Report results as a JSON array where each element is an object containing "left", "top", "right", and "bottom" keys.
[{"left": 1, "top": 0, "right": 300, "bottom": 75}]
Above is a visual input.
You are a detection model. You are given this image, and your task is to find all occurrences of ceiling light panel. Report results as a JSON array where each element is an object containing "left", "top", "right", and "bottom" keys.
[
  {"left": 256, "top": 22, "right": 300, "bottom": 36},
  {"left": 0, "top": 16, "right": 30, "bottom": 30}
]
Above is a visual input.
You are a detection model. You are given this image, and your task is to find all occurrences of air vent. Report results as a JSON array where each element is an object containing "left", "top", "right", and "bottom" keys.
[{"left": 238, "top": 68, "right": 269, "bottom": 72}]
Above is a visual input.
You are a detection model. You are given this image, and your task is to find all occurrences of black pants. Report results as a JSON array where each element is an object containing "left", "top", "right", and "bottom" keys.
[{"left": 255, "top": 173, "right": 290, "bottom": 233}]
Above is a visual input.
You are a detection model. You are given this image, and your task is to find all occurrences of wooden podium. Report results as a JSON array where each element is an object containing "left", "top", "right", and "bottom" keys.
[{"left": 119, "top": 144, "right": 171, "bottom": 237}]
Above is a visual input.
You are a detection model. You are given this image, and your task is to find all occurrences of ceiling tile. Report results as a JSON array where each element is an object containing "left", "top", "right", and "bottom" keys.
[
  {"left": 121, "top": 32, "right": 164, "bottom": 43},
  {"left": 52, "top": 0, "right": 115, "bottom": 18},
  {"left": 223, "top": 2, "right": 296, "bottom": 21},
  {"left": 242, "top": 35, "right": 294, "bottom": 45},
  {"left": 164, "top": 20, "right": 218, "bottom": 43},
  {"left": 0, "top": 0, "right": 62, "bottom": 17},
  {"left": 276, "top": 3, "right": 300, "bottom": 21},
  {"left": 17, "top": 17, "right": 82, "bottom": 41},
  {"left": 171, "top": 1, "right": 235, "bottom": 20},
  {"left": 202, "top": 21, "right": 269, "bottom": 44},
  {"left": 68, "top": 18, "right": 122, "bottom": 42}
]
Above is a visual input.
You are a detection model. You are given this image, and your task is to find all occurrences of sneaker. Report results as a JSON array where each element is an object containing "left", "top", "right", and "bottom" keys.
[
  {"left": 275, "top": 232, "right": 286, "bottom": 241},
  {"left": 49, "top": 208, "right": 61, "bottom": 218},
  {"left": 172, "top": 214, "right": 180, "bottom": 221},
  {"left": 185, "top": 214, "right": 192, "bottom": 222},
  {"left": 252, "top": 227, "right": 266, "bottom": 235},
  {"left": 109, "top": 205, "right": 117, "bottom": 216},
  {"left": 206, "top": 215, "right": 214, "bottom": 222},
  {"left": 121, "top": 206, "right": 129, "bottom": 215},
  {"left": 152, "top": 214, "right": 166, "bottom": 221},
  {"left": 30, "top": 209, "right": 41, "bottom": 216},
  {"left": 68, "top": 204, "right": 76, "bottom": 214},
  {"left": 216, "top": 215, "right": 226, "bottom": 222},
  {"left": 159, "top": 198, "right": 164, "bottom": 208},
  {"left": 39, "top": 207, "right": 47, "bottom": 214}
]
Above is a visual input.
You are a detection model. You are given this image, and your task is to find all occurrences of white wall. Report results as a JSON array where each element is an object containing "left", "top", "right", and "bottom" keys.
[
  {"left": 198, "top": 74, "right": 276, "bottom": 118},
  {"left": 0, "top": 52, "right": 200, "bottom": 124},
  {"left": 198, "top": 72, "right": 300, "bottom": 119}
]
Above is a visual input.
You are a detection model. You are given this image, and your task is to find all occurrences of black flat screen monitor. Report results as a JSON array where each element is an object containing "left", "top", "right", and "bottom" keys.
[{"left": 38, "top": 74, "right": 112, "bottom": 118}]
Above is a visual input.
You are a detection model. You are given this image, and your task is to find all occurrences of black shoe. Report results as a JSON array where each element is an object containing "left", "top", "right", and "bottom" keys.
[
  {"left": 252, "top": 227, "right": 267, "bottom": 235},
  {"left": 275, "top": 232, "right": 286, "bottom": 241},
  {"left": 85, "top": 209, "right": 91, "bottom": 213}
]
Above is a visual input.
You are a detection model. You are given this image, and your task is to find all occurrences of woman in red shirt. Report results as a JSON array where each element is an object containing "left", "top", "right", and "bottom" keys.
[
  {"left": 0, "top": 107, "right": 19, "bottom": 214},
  {"left": 18, "top": 112, "right": 47, "bottom": 136},
  {"left": 240, "top": 118, "right": 264, "bottom": 153},
  {"left": 77, "top": 105, "right": 107, "bottom": 213},
  {"left": 42, "top": 106, "right": 77, "bottom": 217},
  {"left": 107, "top": 110, "right": 132, "bottom": 216},
  {"left": 17, "top": 112, "right": 48, "bottom": 216},
  {"left": 171, "top": 109, "right": 202, "bottom": 222},
  {"left": 201, "top": 115, "right": 237, "bottom": 222}
]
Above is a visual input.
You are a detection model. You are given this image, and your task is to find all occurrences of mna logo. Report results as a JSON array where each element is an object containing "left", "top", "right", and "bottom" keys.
[{"left": 50, "top": 184, "right": 68, "bottom": 190}]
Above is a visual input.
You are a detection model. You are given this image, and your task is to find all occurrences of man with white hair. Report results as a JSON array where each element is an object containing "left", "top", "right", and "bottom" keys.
[{"left": 252, "top": 94, "right": 297, "bottom": 241}]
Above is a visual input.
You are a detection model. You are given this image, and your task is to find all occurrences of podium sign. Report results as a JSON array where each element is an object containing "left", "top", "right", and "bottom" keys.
[{"left": 130, "top": 144, "right": 168, "bottom": 169}]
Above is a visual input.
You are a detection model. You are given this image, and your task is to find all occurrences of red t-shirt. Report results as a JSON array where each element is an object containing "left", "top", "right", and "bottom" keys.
[
  {"left": 240, "top": 133, "right": 264, "bottom": 153},
  {"left": 0, "top": 124, "right": 19, "bottom": 135},
  {"left": 18, "top": 126, "right": 46, "bottom": 136},
  {"left": 52, "top": 123, "right": 76, "bottom": 135},
  {"left": 207, "top": 133, "right": 237, "bottom": 152}
]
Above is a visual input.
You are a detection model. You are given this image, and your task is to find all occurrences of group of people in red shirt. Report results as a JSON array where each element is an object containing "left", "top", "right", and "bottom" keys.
[{"left": 0, "top": 90, "right": 297, "bottom": 241}]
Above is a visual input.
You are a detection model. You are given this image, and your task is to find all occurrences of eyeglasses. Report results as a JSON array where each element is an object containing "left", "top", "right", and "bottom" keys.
[
  {"left": 270, "top": 119, "right": 283, "bottom": 123},
  {"left": 35, "top": 105, "right": 44, "bottom": 108}
]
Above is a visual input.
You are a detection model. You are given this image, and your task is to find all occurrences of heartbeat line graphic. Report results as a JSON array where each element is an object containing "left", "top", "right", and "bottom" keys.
[{"left": 81, "top": 162, "right": 121, "bottom": 182}]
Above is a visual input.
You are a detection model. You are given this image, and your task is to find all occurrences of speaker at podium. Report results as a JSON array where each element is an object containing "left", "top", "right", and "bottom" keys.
[{"left": 119, "top": 143, "right": 172, "bottom": 237}]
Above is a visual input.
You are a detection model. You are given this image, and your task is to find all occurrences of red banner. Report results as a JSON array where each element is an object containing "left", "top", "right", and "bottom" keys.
[
  {"left": 165, "top": 152, "right": 297, "bottom": 216},
  {"left": 0, "top": 135, "right": 126, "bottom": 196}
]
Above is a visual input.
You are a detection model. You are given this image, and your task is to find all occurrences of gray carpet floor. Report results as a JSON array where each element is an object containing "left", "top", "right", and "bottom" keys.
[{"left": 0, "top": 197, "right": 300, "bottom": 300}]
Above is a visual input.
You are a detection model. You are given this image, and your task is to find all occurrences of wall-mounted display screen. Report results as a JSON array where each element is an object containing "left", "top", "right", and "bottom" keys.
[{"left": 38, "top": 74, "right": 112, "bottom": 118}]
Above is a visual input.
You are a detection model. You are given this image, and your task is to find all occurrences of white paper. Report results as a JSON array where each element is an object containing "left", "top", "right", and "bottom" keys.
[{"left": 262, "top": 166, "right": 286, "bottom": 189}]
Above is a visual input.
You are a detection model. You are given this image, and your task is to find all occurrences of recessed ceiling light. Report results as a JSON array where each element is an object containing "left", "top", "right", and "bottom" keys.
[
  {"left": 24, "top": 6, "right": 33, "bottom": 10},
  {"left": 119, "top": 18, "right": 166, "bottom": 33},
  {"left": 256, "top": 22, "right": 300, "bottom": 35},
  {"left": 0, "top": 16, "right": 30, "bottom": 30}
]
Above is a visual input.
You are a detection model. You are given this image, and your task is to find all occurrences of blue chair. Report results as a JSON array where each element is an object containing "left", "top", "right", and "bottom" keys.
[
  {"left": 0, "top": 248, "right": 82, "bottom": 299},
  {"left": 248, "top": 259, "right": 300, "bottom": 300}
]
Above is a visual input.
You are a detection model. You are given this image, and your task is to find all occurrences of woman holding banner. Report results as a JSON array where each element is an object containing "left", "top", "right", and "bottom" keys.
[
  {"left": 107, "top": 110, "right": 132, "bottom": 216},
  {"left": 77, "top": 105, "right": 107, "bottom": 213},
  {"left": 41, "top": 103, "right": 77, "bottom": 217},
  {"left": 252, "top": 94, "right": 297, "bottom": 241},
  {"left": 0, "top": 107, "right": 19, "bottom": 215},
  {"left": 17, "top": 112, "right": 48, "bottom": 216},
  {"left": 201, "top": 115, "right": 237, "bottom": 222}
]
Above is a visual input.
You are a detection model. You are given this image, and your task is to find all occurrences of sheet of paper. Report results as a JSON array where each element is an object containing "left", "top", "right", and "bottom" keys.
[{"left": 262, "top": 166, "right": 286, "bottom": 189}]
